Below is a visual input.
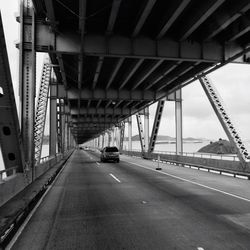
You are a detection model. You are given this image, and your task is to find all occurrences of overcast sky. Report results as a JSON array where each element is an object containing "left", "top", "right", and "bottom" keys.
[{"left": 1, "top": 1, "right": 250, "bottom": 142}]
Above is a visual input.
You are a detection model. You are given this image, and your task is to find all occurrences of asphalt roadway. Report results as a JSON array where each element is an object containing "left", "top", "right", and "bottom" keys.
[{"left": 8, "top": 150, "right": 250, "bottom": 250}]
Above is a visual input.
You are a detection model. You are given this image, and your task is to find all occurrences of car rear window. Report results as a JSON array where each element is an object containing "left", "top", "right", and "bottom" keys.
[{"left": 105, "top": 147, "right": 119, "bottom": 152}]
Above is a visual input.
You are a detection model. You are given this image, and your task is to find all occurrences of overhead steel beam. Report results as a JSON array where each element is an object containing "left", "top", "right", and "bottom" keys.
[
  {"left": 71, "top": 117, "right": 119, "bottom": 123},
  {"left": 107, "top": 0, "right": 122, "bottom": 34},
  {"left": 118, "top": 59, "right": 144, "bottom": 89},
  {"left": 157, "top": 0, "right": 191, "bottom": 39},
  {"left": 205, "top": 3, "right": 250, "bottom": 40},
  {"left": 132, "top": 60, "right": 163, "bottom": 90},
  {"left": 33, "top": 26, "right": 242, "bottom": 62},
  {"left": 180, "top": 0, "right": 225, "bottom": 41},
  {"left": 44, "top": 0, "right": 58, "bottom": 32},
  {"left": 92, "top": 56, "right": 104, "bottom": 89},
  {"left": 66, "top": 88, "right": 166, "bottom": 101},
  {"left": 145, "top": 63, "right": 180, "bottom": 90},
  {"left": 132, "top": 0, "right": 157, "bottom": 37},
  {"left": 106, "top": 58, "right": 124, "bottom": 89},
  {"left": 70, "top": 107, "right": 136, "bottom": 115}
]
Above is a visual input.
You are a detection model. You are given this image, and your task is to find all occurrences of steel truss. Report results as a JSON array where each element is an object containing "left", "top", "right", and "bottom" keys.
[
  {"left": 148, "top": 100, "right": 165, "bottom": 153},
  {"left": 199, "top": 75, "right": 249, "bottom": 166},
  {"left": 136, "top": 113, "right": 145, "bottom": 154},
  {"left": 119, "top": 122, "right": 125, "bottom": 150},
  {"left": 57, "top": 99, "right": 64, "bottom": 153},
  {"left": 34, "top": 58, "right": 51, "bottom": 164},
  {"left": 0, "top": 14, "right": 25, "bottom": 172}
]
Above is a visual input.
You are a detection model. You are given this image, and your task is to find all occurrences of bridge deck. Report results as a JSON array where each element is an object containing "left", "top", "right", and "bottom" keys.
[{"left": 7, "top": 150, "right": 250, "bottom": 249}]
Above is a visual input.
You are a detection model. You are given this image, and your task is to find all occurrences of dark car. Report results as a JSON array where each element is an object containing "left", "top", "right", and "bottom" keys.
[{"left": 100, "top": 146, "right": 120, "bottom": 163}]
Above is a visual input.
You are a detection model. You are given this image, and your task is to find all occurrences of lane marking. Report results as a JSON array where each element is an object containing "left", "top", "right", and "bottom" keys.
[
  {"left": 6, "top": 158, "right": 70, "bottom": 250},
  {"left": 197, "top": 247, "right": 204, "bottom": 250},
  {"left": 96, "top": 162, "right": 100, "bottom": 166},
  {"left": 127, "top": 161, "right": 250, "bottom": 203},
  {"left": 109, "top": 173, "right": 121, "bottom": 183}
]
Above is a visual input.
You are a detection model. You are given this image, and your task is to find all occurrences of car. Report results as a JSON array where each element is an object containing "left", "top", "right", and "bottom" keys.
[{"left": 100, "top": 146, "right": 120, "bottom": 163}]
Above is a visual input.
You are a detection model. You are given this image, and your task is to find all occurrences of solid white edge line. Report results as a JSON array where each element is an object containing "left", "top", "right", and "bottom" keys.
[
  {"left": 127, "top": 161, "right": 250, "bottom": 203},
  {"left": 109, "top": 173, "right": 121, "bottom": 183},
  {"left": 6, "top": 159, "right": 70, "bottom": 250}
]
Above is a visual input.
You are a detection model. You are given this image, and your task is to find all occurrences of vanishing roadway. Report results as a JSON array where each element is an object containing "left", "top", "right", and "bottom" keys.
[{"left": 8, "top": 150, "right": 250, "bottom": 250}]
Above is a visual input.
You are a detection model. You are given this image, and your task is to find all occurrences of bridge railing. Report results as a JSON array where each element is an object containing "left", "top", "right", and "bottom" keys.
[
  {"left": 121, "top": 150, "right": 250, "bottom": 176},
  {"left": 153, "top": 150, "right": 239, "bottom": 161},
  {"left": 0, "top": 166, "right": 18, "bottom": 182},
  {"left": 122, "top": 149, "right": 239, "bottom": 161}
]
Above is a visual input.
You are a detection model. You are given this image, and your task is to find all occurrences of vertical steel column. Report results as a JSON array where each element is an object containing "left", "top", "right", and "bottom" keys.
[
  {"left": 61, "top": 100, "right": 65, "bottom": 154},
  {"left": 65, "top": 106, "right": 70, "bottom": 151},
  {"left": 144, "top": 107, "right": 149, "bottom": 152},
  {"left": 49, "top": 80, "right": 57, "bottom": 156},
  {"left": 128, "top": 116, "right": 132, "bottom": 151},
  {"left": 175, "top": 89, "right": 183, "bottom": 155},
  {"left": 19, "top": 0, "right": 36, "bottom": 172}
]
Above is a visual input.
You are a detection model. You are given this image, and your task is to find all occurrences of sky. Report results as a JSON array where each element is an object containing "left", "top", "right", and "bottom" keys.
[{"left": 1, "top": 1, "right": 250, "bottom": 142}]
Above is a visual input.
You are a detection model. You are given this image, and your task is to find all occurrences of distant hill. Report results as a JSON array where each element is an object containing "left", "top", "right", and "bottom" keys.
[
  {"left": 124, "top": 135, "right": 207, "bottom": 142},
  {"left": 198, "top": 139, "right": 236, "bottom": 154}
]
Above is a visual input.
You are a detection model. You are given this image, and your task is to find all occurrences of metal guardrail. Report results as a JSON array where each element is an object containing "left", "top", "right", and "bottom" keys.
[
  {"left": 0, "top": 167, "right": 18, "bottom": 182},
  {"left": 0, "top": 151, "right": 70, "bottom": 182},
  {"left": 122, "top": 149, "right": 240, "bottom": 161},
  {"left": 153, "top": 150, "right": 240, "bottom": 161},
  {"left": 121, "top": 149, "right": 250, "bottom": 178}
]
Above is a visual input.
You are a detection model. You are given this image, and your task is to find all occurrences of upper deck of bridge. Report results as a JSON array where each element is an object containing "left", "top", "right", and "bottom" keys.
[{"left": 31, "top": 0, "right": 250, "bottom": 143}]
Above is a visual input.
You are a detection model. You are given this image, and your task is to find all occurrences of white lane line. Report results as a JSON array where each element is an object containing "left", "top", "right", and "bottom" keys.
[
  {"left": 96, "top": 162, "right": 100, "bottom": 166},
  {"left": 109, "top": 173, "right": 121, "bottom": 183},
  {"left": 127, "top": 161, "right": 250, "bottom": 203},
  {"left": 6, "top": 159, "right": 70, "bottom": 250},
  {"left": 197, "top": 247, "right": 204, "bottom": 250}
]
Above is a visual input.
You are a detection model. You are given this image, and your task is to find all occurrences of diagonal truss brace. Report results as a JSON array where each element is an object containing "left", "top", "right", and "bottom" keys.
[
  {"left": 34, "top": 57, "right": 52, "bottom": 164},
  {"left": 119, "top": 122, "right": 125, "bottom": 150},
  {"left": 136, "top": 113, "right": 145, "bottom": 153},
  {"left": 148, "top": 100, "right": 165, "bottom": 153},
  {"left": 0, "top": 13, "right": 25, "bottom": 172},
  {"left": 199, "top": 75, "right": 249, "bottom": 166}
]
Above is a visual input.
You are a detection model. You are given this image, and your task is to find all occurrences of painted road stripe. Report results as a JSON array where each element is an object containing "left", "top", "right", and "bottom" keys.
[
  {"left": 109, "top": 173, "right": 121, "bottom": 183},
  {"left": 127, "top": 161, "right": 250, "bottom": 203},
  {"left": 96, "top": 162, "right": 100, "bottom": 166}
]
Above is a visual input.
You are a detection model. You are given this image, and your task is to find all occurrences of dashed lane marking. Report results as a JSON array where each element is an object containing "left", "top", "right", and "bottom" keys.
[
  {"left": 109, "top": 173, "right": 121, "bottom": 183},
  {"left": 127, "top": 161, "right": 250, "bottom": 203}
]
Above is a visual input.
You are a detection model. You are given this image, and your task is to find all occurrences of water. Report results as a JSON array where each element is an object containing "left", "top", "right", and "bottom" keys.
[
  {"left": 1, "top": 141, "right": 250, "bottom": 171},
  {"left": 123, "top": 140, "right": 210, "bottom": 153}
]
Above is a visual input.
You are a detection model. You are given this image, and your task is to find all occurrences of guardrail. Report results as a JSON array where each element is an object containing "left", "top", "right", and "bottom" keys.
[
  {"left": 0, "top": 166, "right": 18, "bottom": 182},
  {"left": 121, "top": 150, "right": 250, "bottom": 177},
  {"left": 154, "top": 150, "right": 240, "bottom": 161}
]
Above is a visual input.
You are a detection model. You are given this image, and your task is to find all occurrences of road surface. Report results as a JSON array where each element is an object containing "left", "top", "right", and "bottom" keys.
[{"left": 8, "top": 150, "right": 250, "bottom": 249}]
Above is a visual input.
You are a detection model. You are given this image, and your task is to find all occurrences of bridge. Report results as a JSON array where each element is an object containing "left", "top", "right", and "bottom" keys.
[{"left": 1, "top": 0, "right": 250, "bottom": 248}]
